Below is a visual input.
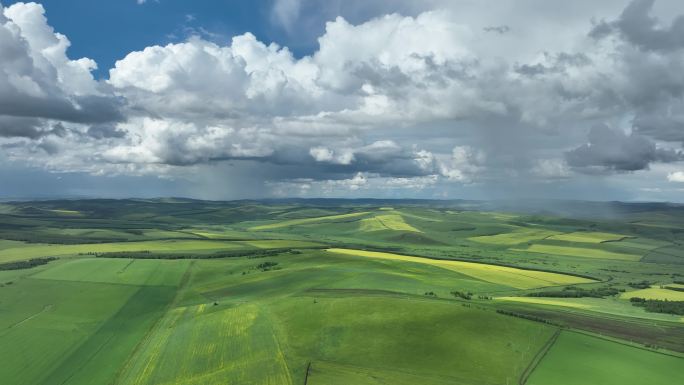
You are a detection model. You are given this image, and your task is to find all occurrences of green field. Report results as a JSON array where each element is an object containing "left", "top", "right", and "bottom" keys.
[
  {"left": 515, "top": 244, "right": 642, "bottom": 261},
  {"left": 527, "top": 332, "right": 684, "bottom": 385},
  {"left": 33, "top": 258, "right": 190, "bottom": 286},
  {"left": 495, "top": 296, "right": 684, "bottom": 323},
  {"left": 0, "top": 240, "right": 250, "bottom": 263},
  {"left": 547, "top": 232, "right": 628, "bottom": 243},
  {"left": 0, "top": 199, "right": 682, "bottom": 384},
  {"left": 249, "top": 212, "right": 370, "bottom": 230},
  {"left": 116, "top": 303, "right": 293, "bottom": 385},
  {"left": 0, "top": 279, "right": 175, "bottom": 385},
  {"left": 469, "top": 228, "right": 559, "bottom": 245}
]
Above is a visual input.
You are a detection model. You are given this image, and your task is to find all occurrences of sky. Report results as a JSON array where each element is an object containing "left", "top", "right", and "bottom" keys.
[{"left": 1, "top": 0, "right": 684, "bottom": 201}]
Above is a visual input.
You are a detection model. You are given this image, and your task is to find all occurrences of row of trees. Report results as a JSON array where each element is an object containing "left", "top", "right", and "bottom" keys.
[
  {"left": 526, "top": 286, "right": 621, "bottom": 298},
  {"left": 629, "top": 298, "right": 684, "bottom": 315},
  {"left": 0, "top": 257, "right": 56, "bottom": 271}
]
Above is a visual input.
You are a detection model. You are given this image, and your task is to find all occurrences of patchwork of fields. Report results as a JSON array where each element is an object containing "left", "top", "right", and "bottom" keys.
[{"left": 0, "top": 199, "right": 682, "bottom": 385}]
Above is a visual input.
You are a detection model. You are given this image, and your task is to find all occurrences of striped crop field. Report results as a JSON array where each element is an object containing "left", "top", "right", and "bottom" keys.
[
  {"left": 325, "top": 248, "right": 596, "bottom": 289},
  {"left": 358, "top": 214, "right": 421, "bottom": 232}
]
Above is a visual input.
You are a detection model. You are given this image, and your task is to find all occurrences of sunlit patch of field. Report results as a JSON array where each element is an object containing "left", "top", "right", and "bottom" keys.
[
  {"left": 620, "top": 287, "right": 684, "bottom": 301},
  {"left": 358, "top": 214, "right": 421, "bottom": 233},
  {"left": 469, "top": 228, "right": 560, "bottom": 245},
  {"left": 0, "top": 204, "right": 15, "bottom": 214},
  {"left": 481, "top": 212, "right": 519, "bottom": 220},
  {"left": 393, "top": 211, "right": 442, "bottom": 222},
  {"left": 184, "top": 229, "right": 253, "bottom": 239},
  {"left": 495, "top": 296, "right": 593, "bottom": 309},
  {"left": 249, "top": 212, "right": 371, "bottom": 230},
  {"left": 0, "top": 240, "right": 249, "bottom": 263},
  {"left": 325, "top": 248, "right": 596, "bottom": 289},
  {"left": 547, "top": 232, "right": 629, "bottom": 243},
  {"left": 48, "top": 209, "right": 83, "bottom": 216},
  {"left": 514, "top": 244, "right": 641, "bottom": 261},
  {"left": 242, "top": 239, "right": 323, "bottom": 249},
  {"left": 117, "top": 303, "right": 292, "bottom": 385}
]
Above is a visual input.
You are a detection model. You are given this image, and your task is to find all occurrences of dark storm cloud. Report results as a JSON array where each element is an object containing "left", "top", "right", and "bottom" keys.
[
  {"left": 260, "top": 141, "right": 436, "bottom": 180},
  {"left": 483, "top": 25, "right": 511, "bottom": 34},
  {"left": 633, "top": 113, "right": 684, "bottom": 143},
  {"left": 515, "top": 53, "right": 591, "bottom": 77},
  {"left": 585, "top": 0, "right": 684, "bottom": 160},
  {"left": 590, "top": 0, "right": 684, "bottom": 51},
  {"left": 0, "top": 116, "right": 46, "bottom": 139},
  {"left": 0, "top": 93, "right": 124, "bottom": 126},
  {"left": 566, "top": 125, "right": 682, "bottom": 172},
  {"left": 86, "top": 124, "right": 127, "bottom": 139}
]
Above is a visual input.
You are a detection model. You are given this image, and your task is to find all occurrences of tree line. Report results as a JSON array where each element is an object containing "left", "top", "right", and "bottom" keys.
[
  {"left": 0, "top": 257, "right": 57, "bottom": 271},
  {"left": 526, "top": 286, "right": 621, "bottom": 298},
  {"left": 629, "top": 298, "right": 684, "bottom": 315}
]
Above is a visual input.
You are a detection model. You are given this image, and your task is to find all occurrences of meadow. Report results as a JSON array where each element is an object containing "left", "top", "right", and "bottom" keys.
[
  {"left": 526, "top": 332, "right": 684, "bottom": 385},
  {"left": 0, "top": 198, "right": 682, "bottom": 384}
]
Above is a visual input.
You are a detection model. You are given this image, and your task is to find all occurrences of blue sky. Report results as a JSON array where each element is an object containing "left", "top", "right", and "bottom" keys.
[
  {"left": 2, "top": 0, "right": 422, "bottom": 79},
  {"left": 3, "top": 0, "right": 290, "bottom": 78},
  {"left": 1, "top": 0, "right": 684, "bottom": 201}
]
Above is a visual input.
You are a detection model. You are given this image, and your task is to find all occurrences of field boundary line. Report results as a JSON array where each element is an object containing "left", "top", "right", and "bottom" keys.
[
  {"left": 303, "top": 362, "right": 311, "bottom": 385},
  {"left": 118, "top": 259, "right": 136, "bottom": 273},
  {"left": 4, "top": 304, "right": 53, "bottom": 332},
  {"left": 111, "top": 260, "right": 195, "bottom": 385},
  {"left": 518, "top": 329, "right": 561, "bottom": 385},
  {"left": 29, "top": 276, "right": 176, "bottom": 288},
  {"left": 504, "top": 300, "right": 683, "bottom": 328},
  {"left": 260, "top": 305, "right": 295, "bottom": 385},
  {"left": 496, "top": 304, "right": 684, "bottom": 354},
  {"left": 568, "top": 330, "right": 684, "bottom": 359}
]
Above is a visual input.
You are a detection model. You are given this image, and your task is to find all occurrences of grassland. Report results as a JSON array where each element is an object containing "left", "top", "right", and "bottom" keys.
[
  {"left": 249, "top": 211, "right": 370, "bottom": 230},
  {"left": 526, "top": 332, "right": 684, "bottom": 385},
  {"left": 469, "top": 228, "right": 559, "bottom": 245},
  {"left": 116, "top": 303, "right": 292, "bottom": 385},
  {"left": 271, "top": 296, "right": 555, "bottom": 385},
  {"left": 0, "top": 199, "right": 682, "bottom": 384},
  {"left": 33, "top": 258, "right": 190, "bottom": 286},
  {"left": 546, "top": 232, "right": 629, "bottom": 243},
  {"left": 515, "top": 244, "right": 641, "bottom": 261},
  {"left": 0, "top": 279, "right": 175, "bottom": 385},
  {"left": 0, "top": 240, "right": 249, "bottom": 263}
]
